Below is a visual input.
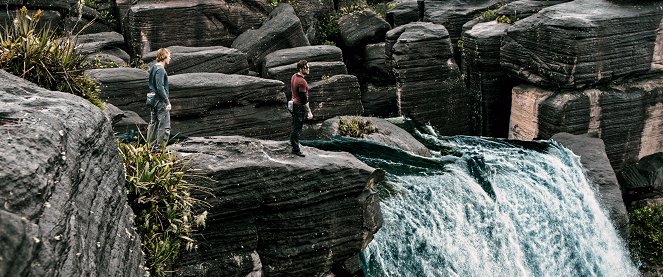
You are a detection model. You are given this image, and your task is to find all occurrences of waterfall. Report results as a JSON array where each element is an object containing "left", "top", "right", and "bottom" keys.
[{"left": 350, "top": 135, "right": 638, "bottom": 277}]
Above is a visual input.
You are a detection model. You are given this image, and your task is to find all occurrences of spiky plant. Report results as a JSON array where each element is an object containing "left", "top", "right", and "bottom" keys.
[{"left": 0, "top": 7, "right": 103, "bottom": 107}]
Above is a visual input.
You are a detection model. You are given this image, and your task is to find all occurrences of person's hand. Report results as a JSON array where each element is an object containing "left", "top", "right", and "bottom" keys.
[
  {"left": 307, "top": 112, "right": 313, "bottom": 120},
  {"left": 166, "top": 104, "right": 172, "bottom": 111}
]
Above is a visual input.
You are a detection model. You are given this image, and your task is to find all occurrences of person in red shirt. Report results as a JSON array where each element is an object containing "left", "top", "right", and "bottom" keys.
[{"left": 290, "top": 60, "right": 313, "bottom": 157}]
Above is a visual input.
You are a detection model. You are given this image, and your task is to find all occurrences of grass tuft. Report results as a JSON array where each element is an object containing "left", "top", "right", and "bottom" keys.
[{"left": 338, "top": 116, "right": 379, "bottom": 138}]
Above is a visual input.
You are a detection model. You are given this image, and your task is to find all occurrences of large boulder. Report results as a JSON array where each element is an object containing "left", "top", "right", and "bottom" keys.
[
  {"left": 319, "top": 116, "right": 432, "bottom": 157},
  {"left": 167, "top": 73, "right": 290, "bottom": 139},
  {"left": 87, "top": 69, "right": 292, "bottom": 139},
  {"left": 495, "top": 0, "right": 572, "bottom": 21},
  {"left": 125, "top": 0, "right": 269, "bottom": 58},
  {"left": 309, "top": 75, "right": 364, "bottom": 122},
  {"left": 364, "top": 42, "right": 394, "bottom": 86},
  {"left": 386, "top": 22, "right": 471, "bottom": 135},
  {"left": 462, "top": 21, "right": 513, "bottom": 138},
  {"left": 501, "top": 0, "right": 663, "bottom": 88},
  {"left": 509, "top": 74, "right": 663, "bottom": 171},
  {"left": 339, "top": 10, "right": 391, "bottom": 48},
  {"left": 142, "top": 46, "right": 249, "bottom": 75},
  {"left": 170, "top": 136, "right": 384, "bottom": 277},
  {"left": 262, "top": 46, "right": 347, "bottom": 99},
  {"left": 232, "top": 3, "right": 310, "bottom": 71},
  {"left": 617, "top": 152, "right": 663, "bottom": 205},
  {"left": 86, "top": 68, "right": 150, "bottom": 118},
  {"left": 286, "top": 0, "right": 335, "bottom": 42},
  {"left": 0, "top": 70, "right": 144, "bottom": 276},
  {"left": 423, "top": 0, "right": 503, "bottom": 42},
  {"left": 551, "top": 133, "right": 629, "bottom": 237},
  {"left": 386, "top": 0, "right": 421, "bottom": 28}
]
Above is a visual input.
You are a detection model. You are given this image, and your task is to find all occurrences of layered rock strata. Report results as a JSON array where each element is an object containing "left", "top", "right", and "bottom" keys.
[
  {"left": 142, "top": 46, "right": 249, "bottom": 75},
  {"left": 308, "top": 75, "right": 364, "bottom": 122},
  {"left": 170, "top": 136, "right": 383, "bottom": 277},
  {"left": 501, "top": 0, "right": 663, "bottom": 88},
  {"left": 423, "top": 0, "right": 503, "bottom": 41},
  {"left": 231, "top": 3, "right": 310, "bottom": 71},
  {"left": 386, "top": 22, "right": 471, "bottom": 135},
  {"left": 509, "top": 75, "right": 663, "bottom": 171},
  {"left": 462, "top": 21, "right": 512, "bottom": 137},
  {"left": 339, "top": 10, "right": 391, "bottom": 48},
  {"left": 0, "top": 70, "right": 144, "bottom": 276},
  {"left": 125, "top": 0, "right": 269, "bottom": 58}
]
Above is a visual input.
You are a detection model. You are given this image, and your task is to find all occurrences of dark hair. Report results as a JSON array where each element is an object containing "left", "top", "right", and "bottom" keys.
[{"left": 297, "top": 60, "right": 308, "bottom": 70}]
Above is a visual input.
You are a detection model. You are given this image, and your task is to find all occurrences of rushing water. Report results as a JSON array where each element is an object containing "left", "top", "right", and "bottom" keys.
[{"left": 308, "top": 132, "right": 638, "bottom": 277}]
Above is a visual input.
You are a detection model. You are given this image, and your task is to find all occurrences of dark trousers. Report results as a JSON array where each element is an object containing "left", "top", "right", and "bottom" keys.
[{"left": 290, "top": 105, "right": 305, "bottom": 153}]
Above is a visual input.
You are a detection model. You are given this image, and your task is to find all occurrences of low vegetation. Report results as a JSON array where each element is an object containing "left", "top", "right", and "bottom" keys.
[
  {"left": 314, "top": 0, "right": 396, "bottom": 46},
  {"left": 629, "top": 205, "right": 663, "bottom": 269},
  {"left": 0, "top": 7, "right": 103, "bottom": 107},
  {"left": 338, "top": 116, "right": 379, "bottom": 138},
  {"left": 119, "top": 141, "right": 208, "bottom": 277}
]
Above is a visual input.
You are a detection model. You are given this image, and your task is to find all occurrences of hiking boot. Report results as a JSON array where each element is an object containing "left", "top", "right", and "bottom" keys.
[{"left": 292, "top": 151, "right": 305, "bottom": 157}]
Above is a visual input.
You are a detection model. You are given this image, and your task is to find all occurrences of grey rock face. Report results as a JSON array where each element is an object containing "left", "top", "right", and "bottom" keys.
[
  {"left": 319, "top": 116, "right": 432, "bottom": 157},
  {"left": 339, "top": 10, "right": 391, "bottom": 48},
  {"left": 76, "top": 32, "right": 128, "bottom": 57},
  {"left": 232, "top": 3, "right": 310, "bottom": 71},
  {"left": 261, "top": 45, "right": 344, "bottom": 77},
  {"left": 286, "top": 0, "right": 335, "bottom": 42},
  {"left": 364, "top": 43, "right": 394, "bottom": 86},
  {"left": 167, "top": 73, "right": 290, "bottom": 138},
  {"left": 363, "top": 83, "right": 398, "bottom": 117},
  {"left": 463, "top": 21, "right": 513, "bottom": 138},
  {"left": 309, "top": 75, "right": 364, "bottom": 122},
  {"left": 386, "top": 0, "right": 421, "bottom": 28},
  {"left": 125, "top": 0, "right": 269, "bottom": 58},
  {"left": 87, "top": 69, "right": 292, "bottom": 139},
  {"left": 386, "top": 22, "right": 471, "bottom": 135},
  {"left": 618, "top": 152, "right": 663, "bottom": 206},
  {"left": 551, "top": 132, "right": 629, "bottom": 238},
  {"left": 423, "top": 0, "right": 503, "bottom": 41},
  {"left": 501, "top": 0, "right": 663, "bottom": 88},
  {"left": 143, "top": 46, "right": 249, "bottom": 75},
  {"left": 0, "top": 70, "right": 144, "bottom": 276},
  {"left": 496, "top": 0, "right": 572, "bottom": 21},
  {"left": 86, "top": 68, "right": 150, "bottom": 118},
  {"left": 262, "top": 45, "right": 347, "bottom": 99},
  {"left": 509, "top": 75, "right": 663, "bottom": 171},
  {"left": 170, "top": 136, "right": 383, "bottom": 277}
]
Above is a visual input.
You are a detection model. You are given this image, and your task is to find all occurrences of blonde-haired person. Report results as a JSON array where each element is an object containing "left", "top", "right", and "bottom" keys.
[{"left": 147, "top": 48, "right": 172, "bottom": 147}]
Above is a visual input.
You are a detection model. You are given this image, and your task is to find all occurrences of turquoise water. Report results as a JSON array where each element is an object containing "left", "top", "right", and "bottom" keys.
[{"left": 307, "top": 133, "right": 638, "bottom": 277}]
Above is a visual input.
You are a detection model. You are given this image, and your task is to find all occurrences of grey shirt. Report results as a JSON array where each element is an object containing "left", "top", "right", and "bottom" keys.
[{"left": 148, "top": 64, "right": 170, "bottom": 105}]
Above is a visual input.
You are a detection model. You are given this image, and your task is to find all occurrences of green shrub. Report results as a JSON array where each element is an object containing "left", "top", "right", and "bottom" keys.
[
  {"left": 629, "top": 205, "right": 663, "bottom": 268},
  {"left": 477, "top": 9, "right": 498, "bottom": 21},
  {"left": 119, "top": 141, "right": 208, "bottom": 277},
  {"left": 496, "top": 15, "right": 512, "bottom": 24},
  {"left": 314, "top": 11, "right": 341, "bottom": 46},
  {"left": 338, "top": 116, "right": 379, "bottom": 138},
  {"left": 0, "top": 7, "right": 103, "bottom": 107},
  {"left": 370, "top": 1, "right": 397, "bottom": 18}
]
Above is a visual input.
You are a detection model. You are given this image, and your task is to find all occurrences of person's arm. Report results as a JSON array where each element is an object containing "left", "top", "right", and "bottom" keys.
[
  {"left": 298, "top": 85, "right": 312, "bottom": 119},
  {"left": 154, "top": 67, "right": 171, "bottom": 110}
]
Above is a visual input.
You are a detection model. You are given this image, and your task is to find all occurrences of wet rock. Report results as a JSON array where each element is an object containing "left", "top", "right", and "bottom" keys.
[{"left": 552, "top": 132, "right": 629, "bottom": 238}]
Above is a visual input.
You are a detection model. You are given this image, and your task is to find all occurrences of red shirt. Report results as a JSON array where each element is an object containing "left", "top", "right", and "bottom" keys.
[{"left": 290, "top": 73, "right": 309, "bottom": 105}]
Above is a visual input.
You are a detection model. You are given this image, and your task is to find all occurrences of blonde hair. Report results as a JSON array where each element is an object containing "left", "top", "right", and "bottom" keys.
[{"left": 155, "top": 48, "right": 170, "bottom": 62}]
